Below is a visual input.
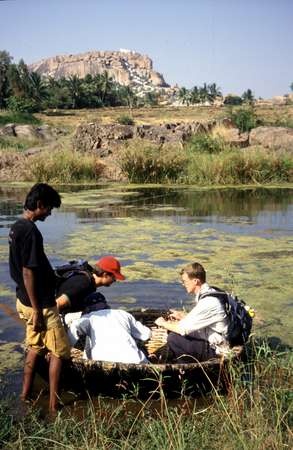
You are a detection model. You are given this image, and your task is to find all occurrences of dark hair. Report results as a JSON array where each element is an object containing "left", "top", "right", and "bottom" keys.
[
  {"left": 24, "top": 183, "right": 61, "bottom": 211},
  {"left": 180, "top": 262, "right": 206, "bottom": 283}
]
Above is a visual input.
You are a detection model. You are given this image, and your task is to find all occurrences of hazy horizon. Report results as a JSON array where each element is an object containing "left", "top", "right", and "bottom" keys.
[{"left": 1, "top": 0, "right": 293, "bottom": 99}]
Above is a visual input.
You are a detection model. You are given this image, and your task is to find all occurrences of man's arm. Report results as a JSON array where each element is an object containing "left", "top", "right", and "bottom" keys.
[{"left": 22, "top": 267, "right": 45, "bottom": 332}]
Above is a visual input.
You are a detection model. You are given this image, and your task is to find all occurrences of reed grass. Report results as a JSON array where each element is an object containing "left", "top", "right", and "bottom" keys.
[
  {"left": 119, "top": 140, "right": 187, "bottom": 183},
  {"left": 0, "top": 339, "right": 292, "bottom": 449},
  {"left": 184, "top": 145, "right": 293, "bottom": 185},
  {"left": 22, "top": 147, "right": 101, "bottom": 183}
]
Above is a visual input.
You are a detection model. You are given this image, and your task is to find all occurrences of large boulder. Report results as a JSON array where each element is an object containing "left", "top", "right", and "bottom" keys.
[
  {"left": 249, "top": 126, "right": 293, "bottom": 153},
  {"left": 14, "top": 125, "right": 39, "bottom": 140},
  {"left": 0, "top": 124, "right": 16, "bottom": 137}
]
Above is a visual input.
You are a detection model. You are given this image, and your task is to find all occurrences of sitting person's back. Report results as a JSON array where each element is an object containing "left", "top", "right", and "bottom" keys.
[{"left": 68, "top": 308, "right": 151, "bottom": 364}]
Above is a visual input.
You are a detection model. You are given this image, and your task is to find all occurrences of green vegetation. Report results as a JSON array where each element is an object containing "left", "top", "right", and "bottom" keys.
[
  {"left": 185, "top": 146, "right": 292, "bottom": 184},
  {"left": 0, "top": 111, "right": 41, "bottom": 126},
  {"left": 229, "top": 107, "right": 259, "bottom": 132},
  {"left": 0, "top": 340, "right": 292, "bottom": 449},
  {"left": 187, "top": 133, "right": 227, "bottom": 154},
  {"left": 118, "top": 135, "right": 293, "bottom": 185},
  {"left": 0, "top": 136, "right": 38, "bottom": 152},
  {"left": 22, "top": 148, "right": 100, "bottom": 183},
  {"left": 117, "top": 115, "right": 135, "bottom": 126},
  {"left": 178, "top": 82, "right": 222, "bottom": 105},
  {"left": 119, "top": 140, "right": 187, "bottom": 183}
]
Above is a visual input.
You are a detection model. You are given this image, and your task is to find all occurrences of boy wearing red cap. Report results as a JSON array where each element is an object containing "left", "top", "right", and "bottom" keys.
[{"left": 56, "top": 256, "right": 125, "bottom": 312}]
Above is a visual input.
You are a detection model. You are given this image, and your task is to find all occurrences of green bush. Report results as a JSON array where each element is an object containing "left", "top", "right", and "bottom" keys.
[
  {"left": 119, "top": 140, "right": 187, "bottom": 183},
  {"left": 186, "top": 133, "right": 229, "bottom": 154},
  {"left": 117, "top": 115, "right": 135, "bottom": 126},
  {"left": 6, "top": 96, "right": 42, "bottom": 113},
  {"left": 224, "top": 95, "right": 243, "bottom": 105},
  {"left": 230, "top": 108, "right": 258, "bottom": 132}
]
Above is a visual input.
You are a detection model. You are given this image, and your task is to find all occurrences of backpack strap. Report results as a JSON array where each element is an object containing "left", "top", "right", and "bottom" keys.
[{"left": 198, "top": 287, "right": 231, "bottom": 316}]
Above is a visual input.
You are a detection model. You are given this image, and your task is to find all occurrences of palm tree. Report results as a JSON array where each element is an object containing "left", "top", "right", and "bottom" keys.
[
  {"left": 190, "top": 86, "right": 200, "bottom": 105},
  {"left": 208, "top": 83, "right": 222, "bottom": 102},
  {"left": 30, "top": 72, "right": 48, "bottom": 102},
  {"left": 178, "top": 87, "right": 191, "bottom": 105},
  {"left": 199, "top": 83, "right": 209, "bottom": 104},
  {"left": 0, "top": 50, "right": 13, "bottom": 107},
  {"left": 242, "top": 89, "right": 254, "bottom": 104},
  {"left": 100, "top": 70, "right": 113, "bottom": 105},
  {"left": 66, "top": 75, "right": 84, "bottom": 108}
]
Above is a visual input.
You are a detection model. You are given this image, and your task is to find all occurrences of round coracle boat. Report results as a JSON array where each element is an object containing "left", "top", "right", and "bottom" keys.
[{"left": 61, "top": 309, "right": 244, "bottom": 398}]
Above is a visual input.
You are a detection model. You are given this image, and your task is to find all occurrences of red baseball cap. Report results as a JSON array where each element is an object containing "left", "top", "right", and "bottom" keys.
[{"left": 95, "top": 256, "right": 125, "bottom": 281}]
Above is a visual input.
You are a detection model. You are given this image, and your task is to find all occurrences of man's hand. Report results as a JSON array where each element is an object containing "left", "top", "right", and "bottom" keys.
[
  {"left": 169, "top": 309, "right": 185, "bottom": 321},
  {"left": 155, "top": 317, "right": 166, "bottom": 327},
  {"left": 32, "top": 309, "right": 45, "bottom": 332}
]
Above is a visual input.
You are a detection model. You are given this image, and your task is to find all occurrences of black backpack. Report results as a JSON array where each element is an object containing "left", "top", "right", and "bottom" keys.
[
  {"left": 199, "top": 287, "right": 254, "bottom": 346},
  {"left": 54, "top": 259, "right": 94, "bottom": 289}
]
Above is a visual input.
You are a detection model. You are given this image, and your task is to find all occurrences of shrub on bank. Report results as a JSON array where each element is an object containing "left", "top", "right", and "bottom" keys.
[
  {"left": 185, "top": 147, "right": 293, "bottom": 185},
  {"left": 117, "top": 114, "right": 135, "bottom": 126},
  {"left": 187, "top": 132, "right": 229, "bottom": 154},
  {"left": 119, "top": 140, "right": 187, "bottom": 183},
  {"left": 22, "top": 148, "right": 100, "bottom": 183}
]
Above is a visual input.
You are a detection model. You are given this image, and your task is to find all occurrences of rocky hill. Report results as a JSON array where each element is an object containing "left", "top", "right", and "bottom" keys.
[{"left": 29, "top": 50, "right": 170, "bottom": 94}]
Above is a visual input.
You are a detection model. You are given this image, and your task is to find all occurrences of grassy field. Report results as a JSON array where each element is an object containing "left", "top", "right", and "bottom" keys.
[
  {"left": 0, "top": 339, "right": 292, "bottom": 449},
  {"left": 33, "top": 104, "right": 293, "bottom": 129}
]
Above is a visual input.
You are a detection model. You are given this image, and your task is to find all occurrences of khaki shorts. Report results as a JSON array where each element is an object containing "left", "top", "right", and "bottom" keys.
[{"left": 16, "top": 299, "right": 71, "bottom": 359}]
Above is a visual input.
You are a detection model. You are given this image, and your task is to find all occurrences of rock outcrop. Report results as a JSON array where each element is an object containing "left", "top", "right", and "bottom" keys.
[
  {"left": 73, "top": 120, "right": 232, "bottom": 156},
  {"left": 249, "top": 126, "right": 293, "bottom": 153},
  {"left": 29, "top": 50, "right": 169, "bottom": 92},
  {"left": 0, "top": 124, "right": 66, "bottom": 141}
]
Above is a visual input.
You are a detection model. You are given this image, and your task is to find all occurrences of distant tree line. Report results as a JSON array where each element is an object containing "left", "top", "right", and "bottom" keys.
[
  {"left": 0, "top": 50, "right": 160, "bottom": 113},
  {"left": 177, "top": 83, "right": 255, "bottom": 106}
]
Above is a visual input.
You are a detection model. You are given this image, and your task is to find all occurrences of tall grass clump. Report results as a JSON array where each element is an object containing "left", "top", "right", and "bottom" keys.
[
  {"left": 0, "top": 339, "right": 292, "bottom": 449},
  {"left": 0, "top": 135, "right": 40, "bottom": 152},
  {"left": 119, "top": 140, "right": 187, "bottom": 183},
  {"left": 187, "top": 132, "right": 228, "bottom": 154},
  {"left": 22, "top": 148, "right": 100, "bottom": 183},
  {"left": 185, "top": 145, "right": 293, "bottom": 185}
]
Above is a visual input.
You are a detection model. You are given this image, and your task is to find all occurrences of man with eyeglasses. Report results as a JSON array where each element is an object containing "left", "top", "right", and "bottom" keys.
[
  {"left": 155, "top": 262, "right": 229, "bottom": 363},
  {"left": 56, "top": 256, "right": 124, "bottom": 312}
]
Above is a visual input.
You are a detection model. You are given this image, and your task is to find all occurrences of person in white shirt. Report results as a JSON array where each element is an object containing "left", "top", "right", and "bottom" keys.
[
  {"left": 68, "top": 306, "right": 152, "bottom": 364},
  {"left": 155, "top": 262, "right": 229, "bottom": 363}
]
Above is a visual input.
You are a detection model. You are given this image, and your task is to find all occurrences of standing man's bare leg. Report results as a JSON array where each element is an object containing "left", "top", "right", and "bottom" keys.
[
  {"left": 48, "top": 354, "right": 62, "bottom": 412},
  {"left": 20, "top": 349, "right": 39, "bottom": 401}
]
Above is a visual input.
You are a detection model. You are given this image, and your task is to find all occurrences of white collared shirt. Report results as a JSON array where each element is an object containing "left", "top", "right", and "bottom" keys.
[
  {"left": 68, "top": 309, "right": 151, "bottom": 364},
  {"left": 178, "top": 283, "right": 230, "bottom": 354}
]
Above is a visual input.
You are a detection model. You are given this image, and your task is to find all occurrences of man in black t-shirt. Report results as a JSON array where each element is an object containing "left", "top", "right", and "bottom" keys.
[
  {"left": 55, "top": 256, "right": 125, "bottom": 312},
  {"left": 9, "top": 183, "right": 71, "bottom": 414}
]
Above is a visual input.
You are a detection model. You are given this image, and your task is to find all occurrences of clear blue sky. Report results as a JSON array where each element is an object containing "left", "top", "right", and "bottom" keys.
[{"left": 1, "top": 0, "right": 292, "bottom": 98}]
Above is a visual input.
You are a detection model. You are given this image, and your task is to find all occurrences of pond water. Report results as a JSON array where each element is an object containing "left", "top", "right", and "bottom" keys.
[{"left": 0, "top": 184, "right": 292, "bottom": 383}]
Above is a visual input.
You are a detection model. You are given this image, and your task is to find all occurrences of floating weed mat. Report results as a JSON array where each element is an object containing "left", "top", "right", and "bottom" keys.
[{"left": 51, "top": 215, "right": 293, "bottom": 345}]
